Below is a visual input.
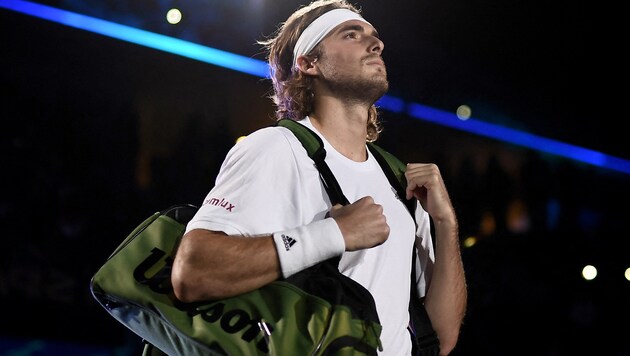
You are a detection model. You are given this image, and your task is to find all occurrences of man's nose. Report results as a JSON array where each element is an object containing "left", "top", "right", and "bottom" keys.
[{"left": 369, "top": 36, "right": 384, "bottom": 54}]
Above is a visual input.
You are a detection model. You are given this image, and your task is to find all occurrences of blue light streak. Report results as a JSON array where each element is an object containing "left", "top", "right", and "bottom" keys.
[
  {"left": 406, "top": 103, "right": 629, "bottom": 173},
  {"left": 376, "top": 95, "right": 405, "bottom": 113},
  {"left": 0, "top": 0, "right": 269, "bottom": 78},
  {"left": 3, "top": 0, "right": 629, "bottom": 175}
]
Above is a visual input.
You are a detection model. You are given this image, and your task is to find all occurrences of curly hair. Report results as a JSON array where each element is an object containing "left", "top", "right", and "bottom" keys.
[{"left": 258, "top": 0, "right": 383, "bottom": 142}]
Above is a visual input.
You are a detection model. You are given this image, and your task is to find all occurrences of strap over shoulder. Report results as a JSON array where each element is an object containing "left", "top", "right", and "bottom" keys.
[
  {"left": 277, "top": 119, "right": 349, "bottom": 206},
  {"left": 367, "top": 142, "right": 416, "bottom": 218}
]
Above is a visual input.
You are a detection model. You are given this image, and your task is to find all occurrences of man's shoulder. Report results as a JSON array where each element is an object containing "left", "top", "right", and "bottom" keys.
[
  {"left": 228, "top": 124, "right": 309, "bottom": 162},
  {"left": 244, "top": 124, "right": 294, "bottom": 143},
  {"left": 241, "top": 124, "right": 306, "bottom": 150}
]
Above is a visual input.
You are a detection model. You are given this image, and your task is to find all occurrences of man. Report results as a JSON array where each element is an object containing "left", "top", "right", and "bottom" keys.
[{"left": 171, "top": 0, "right": 467, "bottom": 354}]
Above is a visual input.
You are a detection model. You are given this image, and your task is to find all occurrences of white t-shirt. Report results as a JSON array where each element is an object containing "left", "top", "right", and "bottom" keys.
[{"left": 186, "top": 117, "right": 435, "bottom": 355}]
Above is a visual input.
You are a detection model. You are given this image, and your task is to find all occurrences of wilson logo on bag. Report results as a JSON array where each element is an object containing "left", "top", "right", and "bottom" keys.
[
  {"left": 90, "top": 204, "right": 382, "bottom": 356},
  {"left": 133, "top": 245, "right": 275, "bottom": 353}
]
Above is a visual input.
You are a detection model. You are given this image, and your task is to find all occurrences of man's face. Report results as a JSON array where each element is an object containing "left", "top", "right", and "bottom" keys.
[{"left": 314, "top": 19, "right": 388, "bottom": 103}]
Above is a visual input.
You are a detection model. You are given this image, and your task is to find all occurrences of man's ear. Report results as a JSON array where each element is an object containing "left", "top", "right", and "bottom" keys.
[{"left": 296, "top": 55, "right": 319, "bottom": 76}]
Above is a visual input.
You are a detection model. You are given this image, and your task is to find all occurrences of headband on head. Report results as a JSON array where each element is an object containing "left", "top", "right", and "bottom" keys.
[{"left": 292, "top": 8, "right": 371, "bottom": 68}]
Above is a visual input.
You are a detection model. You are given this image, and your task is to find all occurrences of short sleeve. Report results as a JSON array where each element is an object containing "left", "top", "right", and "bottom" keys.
[{"left": 185, "top": 127, "right": 310, "bottom": 236}]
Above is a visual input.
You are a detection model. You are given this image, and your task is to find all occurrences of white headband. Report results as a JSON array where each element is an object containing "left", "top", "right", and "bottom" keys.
[{"left": 292, "top": 8, "right": 371, "bottom": 67}]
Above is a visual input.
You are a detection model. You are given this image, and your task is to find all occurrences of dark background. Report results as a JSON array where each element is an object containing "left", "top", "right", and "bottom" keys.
[{"left": 2, "top": 0, "right": 629, "bottom": 355}]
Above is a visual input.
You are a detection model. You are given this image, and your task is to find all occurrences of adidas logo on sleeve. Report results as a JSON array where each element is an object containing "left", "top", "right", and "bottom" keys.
[{"left": 280, "top": 234, "right": 297, "bottom": 251}]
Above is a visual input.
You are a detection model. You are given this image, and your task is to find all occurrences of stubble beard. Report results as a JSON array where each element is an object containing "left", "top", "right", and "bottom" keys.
[{"left": 322, "top": 63, "right": 389, "bottom": 105}]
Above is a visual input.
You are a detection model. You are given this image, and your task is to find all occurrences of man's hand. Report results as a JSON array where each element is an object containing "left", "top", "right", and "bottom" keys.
[
  {"left": 328, "top": 196, "right": 389, "bottom": 251},
  {"left": 405, "top": 163, "right": 456, "bottom": 224}
]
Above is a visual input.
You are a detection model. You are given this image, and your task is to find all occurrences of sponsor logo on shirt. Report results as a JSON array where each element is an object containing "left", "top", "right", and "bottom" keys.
[
  {"left": 280, "top": 234, "right": 297, "bottom": 251},
  {"left": 204, "top": 197, "right": 235, "bottom": 212}
]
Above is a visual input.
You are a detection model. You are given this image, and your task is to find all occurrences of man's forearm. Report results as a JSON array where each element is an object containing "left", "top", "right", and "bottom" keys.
[{"left": 424, "top": 218, "right": 467, "bottom": 355}]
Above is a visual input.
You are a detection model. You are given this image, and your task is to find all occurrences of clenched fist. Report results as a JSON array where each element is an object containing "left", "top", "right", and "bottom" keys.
[{"left": 328, "top": 196, "right": 390, "bottom": 251}]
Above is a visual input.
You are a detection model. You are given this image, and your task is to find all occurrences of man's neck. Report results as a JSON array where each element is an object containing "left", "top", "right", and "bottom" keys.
[{"left": 309, "top": 97, "right": 371, "bottom": 162}]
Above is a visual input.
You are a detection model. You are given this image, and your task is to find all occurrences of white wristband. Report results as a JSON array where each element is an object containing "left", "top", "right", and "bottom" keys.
[{"left": 272, "top": 218, "right": 346, "bottom": 278}]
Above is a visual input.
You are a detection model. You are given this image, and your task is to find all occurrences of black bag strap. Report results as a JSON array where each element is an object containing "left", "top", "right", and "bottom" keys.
[
  {"left": 408, "top": 252, "right": 440, "bottom": 356},
  {"left": 277, "top": 118, "right": 439, "bottom": 355},
  {"left": 278, "top": 119, "right": 349, "bottom": 206},
  {"left": 277, "top": 119, "right": 383, "bottom": 353}
]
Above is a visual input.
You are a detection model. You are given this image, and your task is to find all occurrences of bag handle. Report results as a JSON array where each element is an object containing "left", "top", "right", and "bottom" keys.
[{"left": 277, "top": 118, "right": 439, "bottom": 354}]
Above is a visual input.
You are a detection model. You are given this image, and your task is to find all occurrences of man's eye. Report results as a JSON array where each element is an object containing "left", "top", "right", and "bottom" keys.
[{"left": 345, "top": 32, "right": 357, "bottom": 39}]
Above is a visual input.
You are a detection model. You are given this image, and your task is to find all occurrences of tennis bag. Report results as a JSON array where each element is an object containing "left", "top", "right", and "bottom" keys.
[
  {"left": 90, "top": 204, "right": 382, "bottom": 355},
  {"left": 90, "top": 120, "right": 387, "bottom": 355}
]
